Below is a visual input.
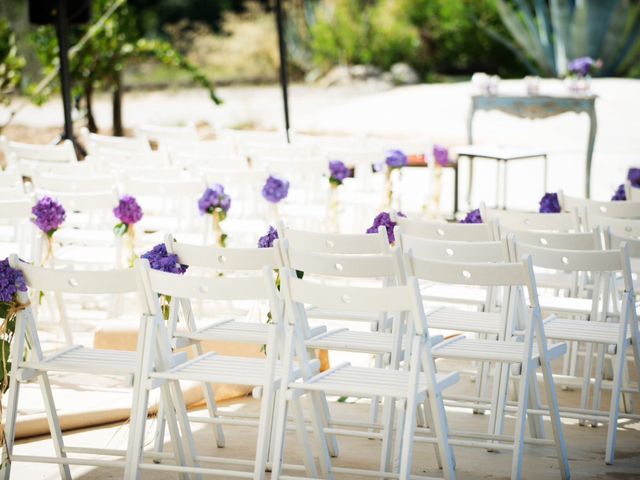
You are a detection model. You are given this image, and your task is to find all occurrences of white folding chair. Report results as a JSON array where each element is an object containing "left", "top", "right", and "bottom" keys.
[
  {"left": 271, "top": 268, "right": 459, "bottom": 479},
  {"left": 407, "top": 254, "right": 570, "bottom": 479},
  {"left": 512, "top": 241, "right": 639, "bottom": 464},
  {"left": 481, "top": 203, "right": 581, "bottom": 236},
  {"left": 128, "top": 259, "right": 318, "bottom": 479},
  {"left": 135, "top": 122, "right": 199, "bottom": 144},
  {"left": 393, "top": 212, "right": 496, "bottom": 242},
  {"left": 32, "top": 172, "right": 118, "bottom": 194},
  {"left": 0, "top": 197, "right": 34, "bottom": 262},
  {"left": 80, "top": 128, "right": 151, "bottom": 155},
  {"left": 1, "top": 256, "right": 187, "bottom": 479},
  {"left": 0, "top": 136, "right": 77, "bottom": 177},
  {"left": 560, "top": 192, "right": 640, "bottom": 230}
]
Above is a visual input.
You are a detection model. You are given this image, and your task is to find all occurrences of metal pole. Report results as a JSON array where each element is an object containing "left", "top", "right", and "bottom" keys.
[
  {"left": 54, "top": 0, "right": 75, "bottom": 143},
  {"left": 275, "top": 0, "right": 291, "bottom": 143}
]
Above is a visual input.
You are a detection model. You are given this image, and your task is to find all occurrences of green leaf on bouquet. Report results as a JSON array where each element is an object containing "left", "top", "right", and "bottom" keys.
[{"left": 113, "top": 222, "right": 128, "bottom": 237}]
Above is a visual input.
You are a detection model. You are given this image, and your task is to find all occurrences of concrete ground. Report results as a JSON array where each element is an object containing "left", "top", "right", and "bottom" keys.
[{"left": 9, "top": 358, "right": 640, "bottom": 480}]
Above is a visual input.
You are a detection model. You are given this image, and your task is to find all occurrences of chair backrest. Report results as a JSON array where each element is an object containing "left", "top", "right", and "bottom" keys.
[
  {"left": 124, "top": 177, "right": 205, "bottom": 198},
  {"left": 590, "top": 215, "right": 640, "bottom": 239},
  {"left": 32, "top": 173, "right": 117, "bottom": 194},
  {"left": 606, "top": 230, "right": 640, "bottom": 264},
  {"left": 397, "top": 231, "right": 508, "bottom": 263},
  {"left": 13, "top": 255, "right": 141, "bottom": 295},
  {"left": 1, "top": 136, "right": 77, "bottom": 177},
  {"left": 136, "top": 259, "right": 280, "bottom": 316},
  {"left": 560, "top": 193, "right": 640, "bottom": 229},
  {"left": 481, "top": 204, "right": 581, "bottom": 235},
  {"left": 80, "top": 128, "right": 151, "bottom": 155},
  {"left": 53, "top": 191, "right": 120, "bottom": 213},
  {"left": 135, "top": 123, "right": 199, "bottom": 144},
  {"left": 165, "top": 234, "right": 283, "bottom": 271},
  {"left": 95, "top": 150, "right": 169, "bottom": 173},
  {"left": 392, "top": 213, "right": 496, "bottom": 241},
  {"left": 280, "top": 267, "right": 428, "bottom": 335},
  {"left": 277, "top": 221, "right": 390, "bottom": 254},
  {"left": 626, "top": 183, "right": 640, "bottom": 201},
  {"left": 0, "top": 169, "right": 22, "bottom": 190},
  {"left": 0, "top": 198, "right": 34, "bottom": 220},
  {"left": 280, "top": 239, "right": 406, "bottom": 283},
  {"left": 506, "top": 229, "right": 602, "bottom": 250}
]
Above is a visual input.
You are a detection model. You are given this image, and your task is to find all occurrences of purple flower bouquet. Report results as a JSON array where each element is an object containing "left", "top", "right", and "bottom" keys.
[
  {"left": 459, "top": 208, "right": 483, "bottom": 224},
  {"left": 141, "top": 244, "right": 188, "bottom": 320},
  {"left": 329, "top": 160, "right": 351, "bottom": 186},
  {"left": 32, "top": 196, "right": 65, "bottom": 237},
  {"left": 366, "top": 211, "right": 405, "bottom": 244},
  {"left": 199, "top": 184, "right": 231, "bottom": 247},
  {"left": 539, "top": 192, "right": 562, "bottom": 213},
  {"left": 262, "top": 175, "right": 290, "bottom": 203},
  {"left": 113, "top": 195, "right": 143, "bottom": 237}
]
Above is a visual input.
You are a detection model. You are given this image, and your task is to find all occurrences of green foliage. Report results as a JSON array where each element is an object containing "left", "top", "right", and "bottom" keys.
[
  {"left": 0, "top": 18, "right": 26, "bottom": 106},
  {"left": 308, "top": 0, "right": 524, "bottom": 78},
  {"left": 29, "top": 0, "right": 219, "bottom": 129},
  {"left": 491, "top": 0, "right": 640, "bottom": 76}
]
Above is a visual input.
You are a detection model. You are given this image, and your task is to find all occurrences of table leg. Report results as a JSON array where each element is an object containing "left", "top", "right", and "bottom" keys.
[
  {"left": 586, "top": 107, "right": 598, "bottom": 198},
  {"left": 467, "top": 156, "right": 474, "bottom": 208},
  {"left": 502, "top": 160, "right": 508, "bottom": 210}
]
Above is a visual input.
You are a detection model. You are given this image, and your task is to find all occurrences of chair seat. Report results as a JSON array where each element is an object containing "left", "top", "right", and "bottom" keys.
[
  {"left": 22, "top": 345, "right": 138, "bottom": 375},
  {"left": 538, "top": 295, "right": 593, "bottom": 315},
  {"left": 427, "top": 307, "right": 503, "bottom": 334},
  {"left": 421, "top": 283, "right": 488, "bottom": 306},
  {"left": 290, "top": 362, "right": 459, "bottom": 398},
  {"left": 306, "top": 329, "right": 399, "bottom": 354},
  {"left": 432, "top": 336, "right": 566, "bottom": 364},
  {"left": 176, "top": 319, "right": 326, "bottom": 345},
  {"left": 543, "top": 317, "right": 630, "bottom": 346},
  {"left": 150, "top": 352, "right": 319, "bottom": 386}
]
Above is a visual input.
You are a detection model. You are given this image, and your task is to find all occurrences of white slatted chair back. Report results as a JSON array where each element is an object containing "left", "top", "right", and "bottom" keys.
[
  {"left": 626, "top": 182, "right": 640, "bottom": 201},
  {"left": 507, "top": 229, "right": 602, "bottom": 250},
  {"left": 396, "top": 231, "right": 506, "bottom": 262},
  {"left": 96, "top": 150, "right": 169, "bottom": 174},
  {"left": 281, "top": 240, "right": 406, "bottom": 283},
  {"left": 124, "top": 177, "right": 205, "bottom": 198},
  {"left": 135, "top": 123, "right": 199, "bottom": 144},
  {"left": 590, "top": 215, "right": 640, "bottom": 239},
  {"left": 0, "top": 169, "right": 22, "bottom": 190},
  {"left": 160, "top": 138, "right": 237, "bottom": 159},
  {"left": 54, "top": 190, "right": 119, "bottom": 213},
  {"left": 137, "top": 260, "right": 280, "bottom": 315},
  {"left": 277, "top": 221, "right": 390, "bottom": 254},
  {"left": 393, "top": 212, "right": 496, "bottom": 241},
  {"left": 16, "top": 256, "right": 140, "bottom": 295},
  {"left": 281, "top": 266, "right": 429, "bottom": 336},
  {"left": 165, "top": 233, "right": 283, "bottom": 271},
  {"left": 32, "top": 173, "right": 117, "bottom": 194},
  {"left": 561, "top": 192, "right": 640, "bottom": 228},
  {"left": 172, "top": 151, "right": 247, "bottom": 170},
  {"left": 481, "top": 204, "right": 581, "bottom": 235},
  {"left": 34, "top": 159, "right": 98, "bottom": 176},
  {"left": 1, "top": 136, "right": 77, "bottom": 176},
  {"left": 80, "top": 128, "right": 150, "bottom": 155},
  {"left": 0, "top": 198, "right": 33, "bottom": 221},
  {"left": 0, "top": 198, "right": 34, "bottom": 260},
  {"left": 607, "top": 230, "right": 640, "bottom": 260}
]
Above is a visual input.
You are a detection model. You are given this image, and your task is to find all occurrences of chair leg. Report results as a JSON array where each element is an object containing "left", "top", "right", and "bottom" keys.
[
  {"left": 254, "top": 379, "right": 280, "bottom": 480},
  {"left": 290, "top": 395, "right": 318, "bottom": 478},
  {"left": 308, "top": 391, "right": 335, "bottom": 477},
  {"left": 38, "top": 373, "right": 71, "bottom": 479},
  {"left": 392, "top": 399, "right": 407, "bottom": 474},
  {"left": 398, "top": 393, "right": 418, "bottom": 480},
  {"left": 379, "top": 396, "right": 397, "bottom": 474},
  {"left": 527, "top": 369, "right": 545, "bottom": 439},
  {"left": 124, "top": 382, "right": 151, "bottom": 480},
  {"left": 579, "top": 342, "right": 594, "bottom": 426},
  {"left": 201, "top": 381, "right": 226, "bottom": 448},
  {"left": 422, "top": 392, "right": 444, "bottom": 471},
  {"left": 590, "top": 344, "right": 606, "bottom": 426},
  {"left": 539, "top": 356, "right": 570, "bottom": 479},
  {"left": 605, "top": 349, "right": 626, "bottom": 465},
  {"left": 510, "top": 361, "right": 531, "bottom": 480},
  {"left": 492, "top": 363, "right": 511, "bottom": 439},
  {"left": 161, "top": 383, "right": 193, "bottom": 480},
  {"left": 313, "top": 390, "right": 339, "bottom": 457},
  {"left": 1, "top": 379, "right": 21, "bottom": 480},
  {"left": 369, "top": 352, "right": 384, "bottom": 435},
  {"left": 425, "top": 390, "right": 455, "bottom": 479},
  {"left": 151, "top": 401, "right": 166, "bottom": 463}
]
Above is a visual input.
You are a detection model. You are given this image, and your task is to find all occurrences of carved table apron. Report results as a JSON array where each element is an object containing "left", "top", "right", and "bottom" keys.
[{"left": 468, "top": 95, "right": 597, "bottom": 198}]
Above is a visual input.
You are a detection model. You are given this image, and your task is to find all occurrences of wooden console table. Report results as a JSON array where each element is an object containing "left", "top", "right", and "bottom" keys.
[{"left": 468, "top": 95, "right": 597, "bottom": 197}]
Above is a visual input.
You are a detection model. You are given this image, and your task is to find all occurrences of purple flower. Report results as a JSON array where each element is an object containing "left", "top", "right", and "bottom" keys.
[
  {"left": 568, "top": 57, "right": 595, "bottom": 77},
  {"left": 459, "top": 209, "right": 483, "bottom": 224},
  {"left": 433, "top": 145, "right": 449, "bottom": 167},
  {"left": 628, "top": 168, "right": 640, "bottom": 188},
  {"left": 32, "top": 196, "right": 66, "bottom": 235},
  {"left": 611, "top": 184, "right": 627, "bottom": 201},
  {"left": 539, "top": 192, "right": 562, "bottom": 213},
  {"left": 0, "top": 257, "right": 27, "bottom": 303},
  {"left": 113, "top": 195, "right": 143, "bottom": 226},
  {"left": 385, "top": 150, "right": 408, "bottom": 169},
  {"left": 262, "top": 175, "right": 290, "bottom": 203},
  {"left": 141, "top": 244, "right": 188, "bottom": 274},
  {"left": 258, "top": 226, "right": 279, "bottom": 248},
  {"left": 366, "top": 211, "right": 406, "bottom": 244},
  {"left": 329, "top": 160, "right": 351, "bottom": 186},
  {"left": 198, "top": 184, "right": 231, "bottom": 217}
]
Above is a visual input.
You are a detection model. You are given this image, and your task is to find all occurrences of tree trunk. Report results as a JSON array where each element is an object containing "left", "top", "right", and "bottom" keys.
[
  {"left": 85, "top": 83, "right": 98, "bottom": 133},
  {"left": 112, "top": 71, "right": 123, "bottom": 136}
]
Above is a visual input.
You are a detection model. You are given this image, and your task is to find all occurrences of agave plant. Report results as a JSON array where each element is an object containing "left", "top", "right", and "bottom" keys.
[{"left": 485, "top": 0, "right": 640, "bottom": 76}]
